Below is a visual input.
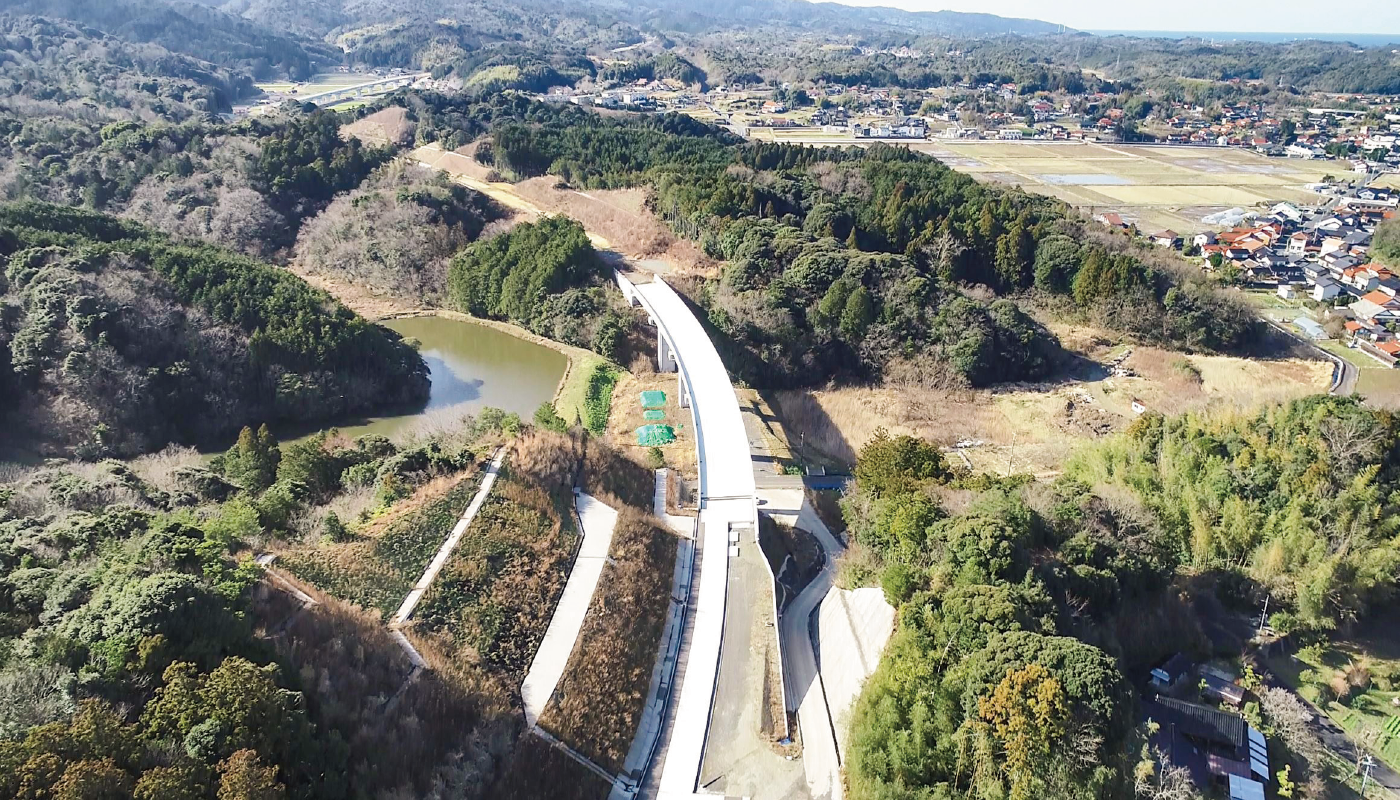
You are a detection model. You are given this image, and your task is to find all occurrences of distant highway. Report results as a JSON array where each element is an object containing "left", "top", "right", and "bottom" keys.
[{"left": 296, "top": 72, "right": 429, "bottom": 106}]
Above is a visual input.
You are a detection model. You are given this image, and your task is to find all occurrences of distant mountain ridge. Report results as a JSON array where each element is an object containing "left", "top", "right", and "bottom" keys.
[
  {"left": 3, "top": 0, "right": 340, "bottom": 80},
  {"left": 597, "top": 0, "right": 1068, "bottom": 36},
  {"left": 198, "top": 0, "right": 1066, "bottom": 41}
]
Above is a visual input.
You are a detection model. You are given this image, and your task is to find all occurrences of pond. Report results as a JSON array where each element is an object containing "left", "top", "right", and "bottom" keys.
[{"left": 310, "top": 315, "right": 568, "bottom": 442}]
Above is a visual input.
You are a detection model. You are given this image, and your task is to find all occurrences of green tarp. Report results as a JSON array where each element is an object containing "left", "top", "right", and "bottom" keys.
[
  {"left": 636, "top": 424, "right": 676, "bottom": 446},
  {"left": 640, "top": 390, "right": 667, "bottom": 409},
  {"left": 643, "top": 410, "right": 666, "bottom": 421}
]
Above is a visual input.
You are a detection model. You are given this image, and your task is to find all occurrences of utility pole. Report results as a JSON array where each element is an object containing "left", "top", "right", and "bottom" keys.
[
  {"left": 1257, "top": 594, "right": 1270, "bottom": 636},
  {"left": 1360, "top": 754, "right": 1375, "bottom": 797},
  {"left": 1005, "top": 433, "right": 1016, "bottom": 475}
]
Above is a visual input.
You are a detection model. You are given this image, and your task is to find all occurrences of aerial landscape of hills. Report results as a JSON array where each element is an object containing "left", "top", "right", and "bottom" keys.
[{"left": 2, "top": 1, "right": 1400, "bottom": 800}]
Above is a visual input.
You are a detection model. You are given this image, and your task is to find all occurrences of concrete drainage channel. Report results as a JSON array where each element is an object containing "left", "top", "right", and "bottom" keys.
[{"left": 615, "top": 469, "right": 699, "bottom": 800}]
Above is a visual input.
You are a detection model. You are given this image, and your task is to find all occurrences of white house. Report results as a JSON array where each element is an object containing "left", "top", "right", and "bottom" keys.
[{"left": 1312, "top": 275, "right": 1342, "bottom": 302}]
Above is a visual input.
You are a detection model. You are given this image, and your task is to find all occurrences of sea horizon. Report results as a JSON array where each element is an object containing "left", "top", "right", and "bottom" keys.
[{"left": 1087, "top": 29, "right": 1400, "bottom": 47}]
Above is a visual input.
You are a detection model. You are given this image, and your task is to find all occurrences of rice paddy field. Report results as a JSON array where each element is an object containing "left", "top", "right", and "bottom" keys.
[
  {"left": 907, "top": 141, "right": 1335, "bottom": 234},
  {"left": 752, "top": 132, "right": 1335, "bottom": 233}
]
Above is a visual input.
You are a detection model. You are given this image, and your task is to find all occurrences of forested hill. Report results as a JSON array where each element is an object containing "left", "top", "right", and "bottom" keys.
[
  {"left": 576, "top": 0, "right": 1065, "bottom": 36},
  {"left": 0, "top": 15, "right": 251, "bottom": 118},
  {"left": 403, "top": 93, "right": 1257, "bottom": 388},
  {"left": 0, "top": 203, "right": 429, "bottom": 459},
  {"left": 2, "top": 0, "right": 339, "bottom": 82}
]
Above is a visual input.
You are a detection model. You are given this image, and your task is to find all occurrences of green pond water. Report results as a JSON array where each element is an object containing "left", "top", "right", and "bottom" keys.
[{"left": 304, "top": 316, "right": 567, "bottom": 442}]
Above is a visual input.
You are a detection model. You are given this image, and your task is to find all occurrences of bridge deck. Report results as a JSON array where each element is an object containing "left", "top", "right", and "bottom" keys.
[{"left": 628, "top": 277, "right": 757, "bottom": 798}]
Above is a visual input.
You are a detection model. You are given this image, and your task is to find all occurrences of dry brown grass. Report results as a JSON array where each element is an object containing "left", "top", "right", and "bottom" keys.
[
  {"left": 772, "top": 385, "right": 1004, "bottom": 468},
  {"left": 510, "top": 180, "right": 717, "bottom": 276},
  {"left": 582, "top": 436, "right": 657, "bottom": 511},
  {"left": 511, "top": 429, "right": 583, "bottom": 495},
  {"left": 772, "top": 339, "right": 1332, "bottom": 476},
  {"left": 341, "top": 106, "right": 414, "bottom": 147},
  {"left": 605, "top": 371, "right": 698, "bottom": 484},
  {"left": 251, "top": 580, "right": 502, "bottom": 798},
  {"left": 538, "top": 507, "right": 678, "bottom": 772},
  {"left": 514, "top": 180, "right": 671, "bottom": 254},
  {"left": 277, "top": 469, "right": 483, "bottom": 616},
  {"left": 486, "top": 733, "right": 612, "bottom": 800},
  {"left": 358, "top": 472, "right": 474, "bottom": 539},
  {"left": 805, "top": 488, "right": 847, "bottom": 535},
  {"left": 127, "top": 444, "right": 205, "bottom": 495},
  {"left": 288, "top": 483, "right": 379, "bottom": 539}
]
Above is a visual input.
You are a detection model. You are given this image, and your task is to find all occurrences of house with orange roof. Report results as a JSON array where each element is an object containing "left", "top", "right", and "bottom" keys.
[
  {"left": 1351, "top": 290, "right": 1400, "bottom": 326},
  {"left": 1359, "top": 338, "right": 1400, "bottom": 367}
]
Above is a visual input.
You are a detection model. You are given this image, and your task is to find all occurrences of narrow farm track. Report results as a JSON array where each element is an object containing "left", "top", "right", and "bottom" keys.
[{"left": 522, "top": 492, "right": 619, "bottom": 727}]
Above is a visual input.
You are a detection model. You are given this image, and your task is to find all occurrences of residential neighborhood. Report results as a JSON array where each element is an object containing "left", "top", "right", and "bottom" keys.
[
  {"left": 539, "top": 74, "right": 1400, "bottom": 176},
  {"left": 1155, "top": 184, "right": 1400, "bottom": 365}
]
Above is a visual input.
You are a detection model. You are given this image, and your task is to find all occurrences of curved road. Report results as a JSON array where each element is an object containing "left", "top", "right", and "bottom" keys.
[
  {"left": 621, "top": 274, "right": 760, "bottom": 799},
  {"left": 1261, "top": 317, "right": 1356, "bottom": 396},
  {"left": 774, "top": 493, "right": 846, "bottom": 800}
]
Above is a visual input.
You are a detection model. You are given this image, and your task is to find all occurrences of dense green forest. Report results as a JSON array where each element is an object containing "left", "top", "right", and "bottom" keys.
[
  {"left": 401, "top": 94, "right": 1254, "bottom": 387},
  {"left": 1069, "top": 397, "right": 1400, "bottom": 634},
  {"left": 842, "top": 434, "right": 1153, "bottom": 800},
  {"left": 444, "top": 216, "right": 642, "bottom": 362},
  {"left": 843, "top": 395, "right": 1400, "bottom": 799},
  {"left": 0, "top": 203, "right": 428, "bottom": 458}
]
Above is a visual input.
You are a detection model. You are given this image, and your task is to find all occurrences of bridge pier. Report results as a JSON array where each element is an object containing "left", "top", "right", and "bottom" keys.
[
  {"left": 679, "top": 372, "right": 691, "bottom": 409},
  {"left": 657, "top": 330, "right": 677, "bottom": 374}
]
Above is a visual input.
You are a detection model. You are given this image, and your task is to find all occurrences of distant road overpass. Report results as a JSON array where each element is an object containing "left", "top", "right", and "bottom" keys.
[
  {"left": 298, "top": 72, "right": 429, "bottom": 106},
  {"left": 614, "top": 272, "right": 762, "bottom": 799}
]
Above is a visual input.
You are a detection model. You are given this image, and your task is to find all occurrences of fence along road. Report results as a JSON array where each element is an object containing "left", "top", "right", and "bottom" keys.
[{"left": 617, "top": 273, "right": 761, "bottom": 799}]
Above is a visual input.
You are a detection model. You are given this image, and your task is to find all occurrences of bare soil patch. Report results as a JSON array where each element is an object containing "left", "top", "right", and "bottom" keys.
[
  {"left": 773, "top": 339, "right": 1330, "bottom": 476},
  {"left": 341, "top": 106, "right": 414, "bottom": 147}
]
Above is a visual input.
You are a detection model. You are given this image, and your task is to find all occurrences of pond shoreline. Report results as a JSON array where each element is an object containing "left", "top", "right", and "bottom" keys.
[{"left": 290, "top": 266, "right": 612, "bottom": 426}]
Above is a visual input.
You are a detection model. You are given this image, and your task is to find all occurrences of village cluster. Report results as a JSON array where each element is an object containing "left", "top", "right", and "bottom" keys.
[
  {"left": 1145, "top": 653, "right": 1275, "bottom": 800},
  {"left": 549, "top": 75, "right": 1400, "bottom": 170},
  {"left": 1097, "top": 185, "right": 1400, "bottom": 364}
]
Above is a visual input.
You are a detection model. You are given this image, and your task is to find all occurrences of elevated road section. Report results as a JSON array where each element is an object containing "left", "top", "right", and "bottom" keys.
[
  {"left": 299, "top": 72, "right": 428, "bottom": 106},
  {"left": 615, "top": 273, "right": 760, "bottom": 799}
]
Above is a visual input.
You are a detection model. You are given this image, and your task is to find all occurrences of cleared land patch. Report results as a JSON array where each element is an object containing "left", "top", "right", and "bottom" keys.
[
  {"left": 772, "top": 327, "right": 1331, "bottom": 476},
  {"left": 279, "top": 468, "right": 485, "bottom": 617}
]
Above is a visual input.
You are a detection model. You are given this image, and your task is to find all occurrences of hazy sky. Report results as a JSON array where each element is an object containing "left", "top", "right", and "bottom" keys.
[{"left": 814, "top": 0, "right": 1400, "bottom": 34}]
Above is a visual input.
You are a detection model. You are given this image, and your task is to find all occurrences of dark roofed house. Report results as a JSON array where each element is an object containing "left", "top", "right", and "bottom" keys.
[
  {"left": 1154, "top": 696, "right": 1246, "bottom": 748},
  {"left": 1148, "top": 696, "right": 1269, "bottom": 788},
  {"left": 1202, "top": 672, "right": 1247, "bottom": 706},
  {"left": 1151, "top": 653, "right": 1193, "bottom": 689}
]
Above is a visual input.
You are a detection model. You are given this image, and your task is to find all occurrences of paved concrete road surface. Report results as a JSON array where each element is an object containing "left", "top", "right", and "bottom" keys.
[
  {"left": 759, "top": 488, "right": 844, "bottom": 800},
  {"left": 521, "top": 492, "right": 618, "bottom": 726},
  {"left": 625, "top": 276, "right": 759, "bottom": 799},
  {"left": 818, "top": 588, "right": 894, "bottom": 758}
]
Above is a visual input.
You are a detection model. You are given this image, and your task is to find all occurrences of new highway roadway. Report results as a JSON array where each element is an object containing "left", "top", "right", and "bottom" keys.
[{"left": 620, "top": 274, "right": 760, "bottom": 799}]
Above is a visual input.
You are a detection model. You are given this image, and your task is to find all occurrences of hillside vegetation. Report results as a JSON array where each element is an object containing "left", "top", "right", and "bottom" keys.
[
  {"left": 6, "top": 0, "right": 338, "bottom": 81},
  {"left": 844, "top": 394, "right": 1400, "bottom": 799},
  {"left": 0, "top": 203, "right": 428, "bottom": 458},
  {"left": 401, "top": 95, "right": 1255, "bottom": 388},
  {"left": 0, "top": 408, "right": 570, "bottom": 800}
]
